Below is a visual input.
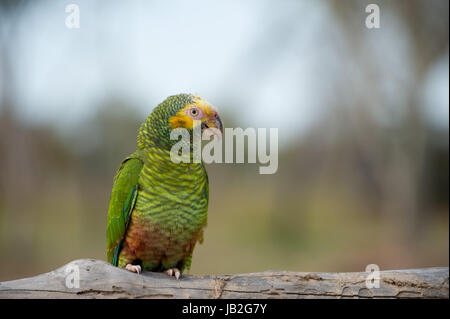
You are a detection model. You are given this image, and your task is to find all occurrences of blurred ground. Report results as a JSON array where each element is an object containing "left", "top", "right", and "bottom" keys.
[{"left": 0, "top": 0, "right": 448, "bottom": 281}]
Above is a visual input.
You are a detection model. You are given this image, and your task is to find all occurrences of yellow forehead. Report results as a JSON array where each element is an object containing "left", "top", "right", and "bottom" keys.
[{"left": 169, "top": 96, "right": 213, "bottom": 129}]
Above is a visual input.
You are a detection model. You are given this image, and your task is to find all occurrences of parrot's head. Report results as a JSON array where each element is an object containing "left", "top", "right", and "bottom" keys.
[{"left": 138, "top": 93, "right": 223, "bottom": 150}]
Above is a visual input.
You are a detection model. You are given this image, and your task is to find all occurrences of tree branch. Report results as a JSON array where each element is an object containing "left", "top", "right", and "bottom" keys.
[{"left": 0, "top": 259, "right": 448, "bottom": 298}]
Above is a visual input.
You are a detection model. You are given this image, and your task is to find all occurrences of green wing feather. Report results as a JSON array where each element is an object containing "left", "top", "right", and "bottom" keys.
[{"left": 106, "top": 155, "right": 143, "bottom": 265}]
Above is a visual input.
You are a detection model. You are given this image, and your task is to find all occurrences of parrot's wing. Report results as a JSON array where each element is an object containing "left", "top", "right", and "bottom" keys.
[{"left": 106, "top": 155, "right": 143, "bottom": 265}]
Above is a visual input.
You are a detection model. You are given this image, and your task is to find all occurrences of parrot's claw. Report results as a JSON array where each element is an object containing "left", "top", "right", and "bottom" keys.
[
  {"left": 165, "top": 268, "right": 181, "bottom": 280},
  {"left": 125, "top": 264, "right": 142, "bottom": 274}
]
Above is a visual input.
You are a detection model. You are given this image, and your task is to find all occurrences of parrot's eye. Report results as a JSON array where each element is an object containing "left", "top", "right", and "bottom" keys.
[{"left": 188, "top": 107, "right": 203, "bottom": 120}]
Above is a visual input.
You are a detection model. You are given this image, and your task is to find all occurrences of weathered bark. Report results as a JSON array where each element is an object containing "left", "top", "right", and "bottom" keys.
[{"left": 0, "top": 259, "right": 448, "bottom": 299}]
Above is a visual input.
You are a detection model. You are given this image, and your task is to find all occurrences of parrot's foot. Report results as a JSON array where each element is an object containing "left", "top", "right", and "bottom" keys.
[
  {"left": 165, "top": 268, "right": 181, "bottom": 280},
  {"left": 125, "top": 264, "right": 142, "bottom": 274}
]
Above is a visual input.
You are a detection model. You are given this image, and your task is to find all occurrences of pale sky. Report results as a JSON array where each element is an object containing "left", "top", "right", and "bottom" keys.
[{"left": 2, "top": 0, "right": 448, "bottom": 143}]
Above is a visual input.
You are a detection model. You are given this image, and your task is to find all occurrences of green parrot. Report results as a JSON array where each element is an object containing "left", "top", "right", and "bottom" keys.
[{"left": 106, "top": 93, "right": 223, "bottom": 278}]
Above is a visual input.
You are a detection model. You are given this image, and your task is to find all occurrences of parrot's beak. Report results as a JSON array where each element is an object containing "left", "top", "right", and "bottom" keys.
[{"left": 202, "top": 114, "right": 223, "bottom": 139}]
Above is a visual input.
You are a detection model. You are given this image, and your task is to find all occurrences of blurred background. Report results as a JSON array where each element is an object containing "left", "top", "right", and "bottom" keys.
[{"left": 0, "top": 0, "right": 448, "bottom": 281}]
